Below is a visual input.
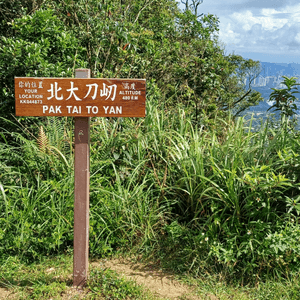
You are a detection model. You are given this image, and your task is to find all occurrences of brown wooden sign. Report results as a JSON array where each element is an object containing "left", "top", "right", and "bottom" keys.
[{"left": 15, "top": 77, "right": 146, "bottom": 117}]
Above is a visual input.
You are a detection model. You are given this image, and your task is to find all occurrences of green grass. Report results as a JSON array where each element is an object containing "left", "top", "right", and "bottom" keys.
[
  {"left": 0, "top": 254, "right": 72, "bottom": 299},
  {"left": 1, "top": 100, "right": 300, "bottom": 296},
  {"left": 1, "top": 254, "right": 300, "bottom": 299},
  {"left": 0, "top": 254, "right": 158, "bottom": 299},
  {"left": 87, "top": 267, "right": 153, "bottom": 300}
]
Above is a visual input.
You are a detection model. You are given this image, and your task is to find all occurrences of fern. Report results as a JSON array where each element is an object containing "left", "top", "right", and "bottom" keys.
[{"left": 37, "top": 126, "right": 49, "bottom": 153}]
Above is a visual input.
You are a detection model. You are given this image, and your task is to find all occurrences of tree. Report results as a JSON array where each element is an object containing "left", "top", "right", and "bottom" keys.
[
  {"left": 220, "top": 54, "right": 262, "bottom": 117},
  {"left": 0, "top": 0, "right": 44, "bottom": 36},
  {"left": 175, "top": 1, "right": 262, "bottom": 119},
  {"left": 0, "top": 9, "right": 86, "bottom": 124},
  {"left": 0, "top": 0, "right": 262, "bottom": 127},
  {"left": 181, "top": 0, "right": 203, "bottom": 18},
  {"left": 268, "top": 76, "right": 299, "bottom": 128}
]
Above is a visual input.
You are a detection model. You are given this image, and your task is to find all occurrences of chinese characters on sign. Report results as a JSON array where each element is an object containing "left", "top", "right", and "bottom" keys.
[{"left": 15, "top": 78, "right": 146, "bottom": 117}]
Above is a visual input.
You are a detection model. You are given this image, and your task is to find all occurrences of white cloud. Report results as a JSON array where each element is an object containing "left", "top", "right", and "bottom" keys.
[
  {"left": 177, "top": 0, "right": 300, "bottom": 61},
  {"left": 219, "top": 22, "right": 241, "bottom": 45},
  {"left": 219, "top": 3, "right": 300, "bottom": 55},
  {"left": 231, "top": 9, "right": 289, "bottom": 32},
  {"left": 295, "top": 33, "right": 300, "bottom": 43}
]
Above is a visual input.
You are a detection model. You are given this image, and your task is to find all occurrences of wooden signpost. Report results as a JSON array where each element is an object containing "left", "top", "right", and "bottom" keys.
[
  {"left": 15, "top": 75, "right": 146, "bottom": 117},
  {"left": 14, "top": 69, "right": 146, "bottom": 287}
]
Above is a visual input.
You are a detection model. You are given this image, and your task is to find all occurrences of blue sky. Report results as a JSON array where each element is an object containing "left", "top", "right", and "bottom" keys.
[{"left": 178, "top": 0, "right": 300, "bottom": 64}]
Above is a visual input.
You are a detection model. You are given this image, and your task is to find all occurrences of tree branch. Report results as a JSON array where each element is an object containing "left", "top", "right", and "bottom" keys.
[
  {"left": 134, "top": 0, "right": 155, "bottom": 24},
  {"left": 222, "top": 89, "right": 252, "bottom": 111}
]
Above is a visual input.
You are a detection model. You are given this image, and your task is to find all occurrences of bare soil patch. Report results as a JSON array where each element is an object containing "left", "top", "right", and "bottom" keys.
[
  {"left": 61, "top": 286, "right": 89, "bottom": 300},
  {"left": 0, "top": 287, "right": 15, "bottom": 299},
  {"left": 92, "top": 258, "right": 203, "bottom": 300}
]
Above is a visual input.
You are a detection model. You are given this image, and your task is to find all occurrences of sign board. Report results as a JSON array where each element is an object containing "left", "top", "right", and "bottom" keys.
[{"left": 15, "top": 77, "right": 146, "bottom": 117}]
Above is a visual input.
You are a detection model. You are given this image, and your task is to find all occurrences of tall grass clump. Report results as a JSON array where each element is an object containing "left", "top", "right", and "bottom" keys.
[
  {"left": 157, "top": 113, "right": 300, "bottom": 281},
  {"left": 88, "top": 112, "right": 172, "bottom": 256},
  {"left": 84, "top": 98, "right": 300, "bottom": 282},
  {"left": 1, "top": 94, "right": 300, "bottom": 283},
  {"left": 0, "top": 117, "right": 74, "bottom": 260}
]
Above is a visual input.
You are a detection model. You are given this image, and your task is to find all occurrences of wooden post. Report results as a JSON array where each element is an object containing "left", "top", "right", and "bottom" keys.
[
  {"left": 14, "top": 71, "right": 146, "bottom": 286},
  {"left": 73, "top": 69, "right": 91, "bottom": 287}
]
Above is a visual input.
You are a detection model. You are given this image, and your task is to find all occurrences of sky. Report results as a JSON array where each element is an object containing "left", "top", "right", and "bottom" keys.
[{"left": 178, "top": 0, "right": 300, "bottom": 64}]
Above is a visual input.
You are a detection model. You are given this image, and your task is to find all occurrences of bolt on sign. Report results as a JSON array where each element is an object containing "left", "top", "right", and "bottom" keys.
[{"left": 15, "top": 78, "right": 146, "bottom": 117}]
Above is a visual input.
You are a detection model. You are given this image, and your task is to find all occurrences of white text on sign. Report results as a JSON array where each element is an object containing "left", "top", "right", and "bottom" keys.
[
  {"left": 15, "top": 77, "right": 146, "bottom": 117},
  {"left": 42, "top": 105, "right": 123, "bottom": 115}
]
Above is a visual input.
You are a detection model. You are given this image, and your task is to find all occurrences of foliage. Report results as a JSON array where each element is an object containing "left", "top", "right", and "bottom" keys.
[
  {"left": 268, "top": 76, "right": 300, "bottom": 128},
  {"left": 0, "top": 117, "right": 74, "bottom": 258},
  {"left": 1, "top": 0, "right": 298, "bottom": 288},
  {"left": 0, "top": 0, "right": 44, "bottom": 37},
  {"left": 0, "top": 0, "right": 261, "bottom": 127},
  {"left": 1, "top": 99, "right": 300, "bottom": 283},
  {"left": 0, "top": 9, "right": 87, "bottom": 128},
  {"left": 224, "top": 54, "right": 263, "bottom": 116},
  {"left": 2, "top": 256, "right": 300, "bottom": 300},
  {"left": 0, "top": 255, "right": 72, "bottom": 299},
  {"left": 88, "top": 267, "right": 149, "bottom": 299}
]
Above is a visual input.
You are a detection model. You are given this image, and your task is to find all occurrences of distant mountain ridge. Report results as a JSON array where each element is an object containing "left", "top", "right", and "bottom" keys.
[
  {"left": 242, "top": 61, "right": 300, "bottom": 118},
  {"left": 259, "top": 61, "right": 300, "bottom": 77}
]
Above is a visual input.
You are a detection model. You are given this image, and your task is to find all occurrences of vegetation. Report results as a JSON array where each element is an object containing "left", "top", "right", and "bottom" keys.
[
  {"left": 2, "top": 254, "right": 300, "bottom": 299},
  {"left": 0, "top": 0, "right": 262, "bottom": 123},
  {"left": 1, "top": 103, "right": 300, "bottom": 298},
  {"left": 0, "top": 255, "right": 156, "bottom": 299},
  {"left": 268, "top": 76, "right": 300, "bottom": 129},
  {"left": 1, "top": 0, "right": 300, "bottom": 299}
]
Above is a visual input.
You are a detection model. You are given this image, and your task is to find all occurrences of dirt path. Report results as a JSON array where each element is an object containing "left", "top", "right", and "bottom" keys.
[
  {"left": 92, "top": 258, "right": 202, "bottom": 300},
  {"left": 1, "top": 259, "right": 219, "bottom": 299},
  {"left": 0, "top": 287, "right": 16, "bottom": 300}
]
